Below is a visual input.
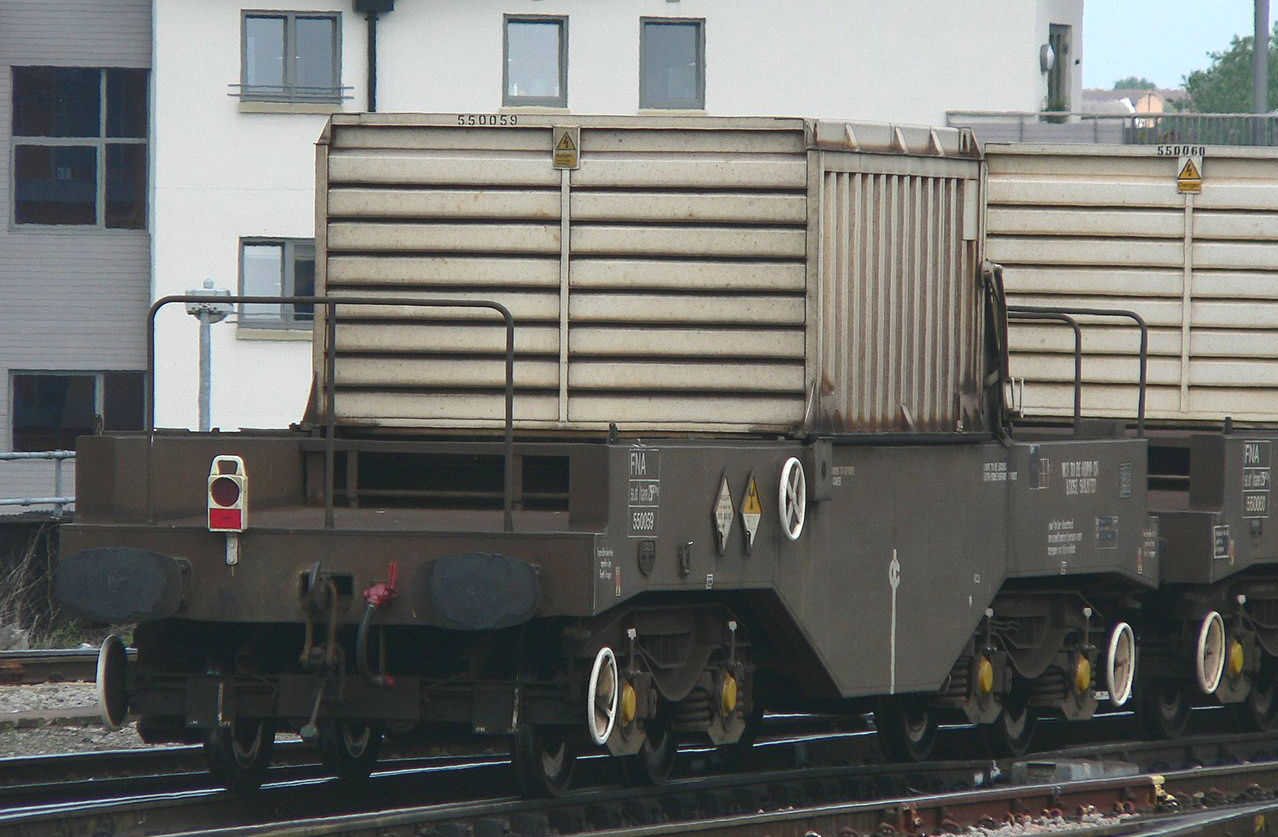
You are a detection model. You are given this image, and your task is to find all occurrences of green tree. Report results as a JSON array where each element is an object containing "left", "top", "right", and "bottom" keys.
[
  {"left": 1113, "top": 76, "right": 1156, "bottom": 90},
  {"left": 1182, "top": 21, "right": 1278, "bottom": 112}
]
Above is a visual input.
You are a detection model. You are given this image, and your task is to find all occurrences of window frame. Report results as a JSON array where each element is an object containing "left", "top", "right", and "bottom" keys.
[
  {"left": 9, "top": 66, "right": 149, "bottom": 231},
  {"left": 502, "top": 14, "right": 568, "bottom": 108},
  {"left": 10, "top": 370, "right": 145, "bottom": 451},
  {"left": 238, "top": 10, "right": 344, "bottom": 103},
  {"left": 639, "top": 17, "right": 706, "bottom": 110},
  {"left": 237, "top": 237, "right": 316, "bottom": 330}
]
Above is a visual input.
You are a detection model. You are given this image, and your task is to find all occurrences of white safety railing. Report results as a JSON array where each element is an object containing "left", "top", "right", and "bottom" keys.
[{"left": 0, "top": 451, "right": 75, "bottom": 516}]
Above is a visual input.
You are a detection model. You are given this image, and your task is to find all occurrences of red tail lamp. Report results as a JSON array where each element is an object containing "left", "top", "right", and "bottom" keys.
[{"left": 208, "top": 455, "right": 248, "bottom": 532}]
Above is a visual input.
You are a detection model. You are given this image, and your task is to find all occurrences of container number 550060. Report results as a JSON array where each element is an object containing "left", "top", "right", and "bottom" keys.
[{"left": 1156, "top": 144, "right": 1205, "bottom": 157}]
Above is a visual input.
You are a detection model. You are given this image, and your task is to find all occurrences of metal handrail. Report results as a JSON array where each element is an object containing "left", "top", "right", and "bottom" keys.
[
  {"left": 1007, "top": 304, "right": 1148, "bottom": 436},
  {"left": 947, "top": 110, "right": 1278, "bottom": 147},
  {"left": 0, "top": 450, "right": 75, "bottom": 515},
  {"left": 146, "top": 295, "right": 516, "bottom": 532},
  {"left": 1007, "top": 311, "right": 1082, "bottom": 431}
]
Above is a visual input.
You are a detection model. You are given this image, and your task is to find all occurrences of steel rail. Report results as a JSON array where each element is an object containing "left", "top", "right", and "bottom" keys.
[
  {"left": 12, "top": 727, "right": 1278, "bottom": 837},
  {"left": 0, "top": 647, "right": 136, "bottom": 685},
  {"left": 145, "top": 295, "right": 516, "bottom": 532}
]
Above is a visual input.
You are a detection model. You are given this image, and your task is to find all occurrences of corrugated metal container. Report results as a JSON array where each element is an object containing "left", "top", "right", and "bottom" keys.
[
  {"left": 315, "top": 114, "right": 984, "bottom": 434},
  {"left": 988, "top": 143, "right": 1278, "bottom": 425}
]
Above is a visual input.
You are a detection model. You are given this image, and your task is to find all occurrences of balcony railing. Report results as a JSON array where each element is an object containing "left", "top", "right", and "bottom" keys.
[{"left": 946, "top": 111, "right": 1278, "bottom": 147}]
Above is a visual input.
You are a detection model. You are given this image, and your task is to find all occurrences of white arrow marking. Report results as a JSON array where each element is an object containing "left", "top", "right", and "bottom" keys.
[{"left": 889, "top": 549, "right": 901, "bottom": 694}]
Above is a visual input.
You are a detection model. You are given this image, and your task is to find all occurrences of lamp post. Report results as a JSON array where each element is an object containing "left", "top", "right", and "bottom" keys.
[{"left": 184, "top": 280, "right": 232, "bottom": 432}]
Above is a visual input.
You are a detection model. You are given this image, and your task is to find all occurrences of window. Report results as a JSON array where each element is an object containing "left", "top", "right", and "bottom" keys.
[
  {"left": 504, "top": 16, "right": 567, "bottom": 107},
  {"left": 11, "top": 67, "right": 148, "bottom": 229},
  {"left": 239, "top": 239, "right": 316, "bottom": 329},
  {"left": 240, "top": 12, "right": 342, "bottom": 102},
  {"left": 640, "top": 19, "right": 705, "bottom": 109},
  {"left": 12, "top": 371, "right": 144, "bottom": 451}
]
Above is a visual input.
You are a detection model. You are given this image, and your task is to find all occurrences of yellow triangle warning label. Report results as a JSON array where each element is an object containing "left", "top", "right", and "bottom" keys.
[
  {"left": 742, "top": 477, "right": 762, "bottom": 516},
  {"left": 551, "top": 127, "right": 580, "bottom": 169},
  {"left": 1178, "top": 159, "right": 1201, "bottom": 181}
]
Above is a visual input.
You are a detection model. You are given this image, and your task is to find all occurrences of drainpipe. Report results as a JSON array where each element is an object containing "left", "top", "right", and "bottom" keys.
[{"left": 353, "top": 0, "right": 395, "bottom": 112}]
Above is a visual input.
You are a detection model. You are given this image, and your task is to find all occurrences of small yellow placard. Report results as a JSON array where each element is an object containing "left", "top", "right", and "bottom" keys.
[
  {"left": 552, "top": 126, "right": 580, "bottom": 169},
  {"left": 1177, "top": 155, "right": 1203, "bottom": 194},
  {"left": 741, "top": 473, "right": 762, "bottom": 552}
]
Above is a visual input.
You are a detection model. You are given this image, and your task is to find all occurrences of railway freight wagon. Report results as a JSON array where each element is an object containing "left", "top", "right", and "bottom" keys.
[
  {"left": 59, "top": 115, "right": 1164, "bottom": 795},
  {"left": 989, "top": 143, "right": 1278, "bottom": 736}
]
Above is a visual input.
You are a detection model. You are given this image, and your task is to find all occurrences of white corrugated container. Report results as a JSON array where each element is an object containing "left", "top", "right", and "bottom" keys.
[
  {"left": 987, "top": 143, "right": 1278, "bottom": 425},
  {"left": 315, "top": 114, "right": 984, "bottom": 434}
]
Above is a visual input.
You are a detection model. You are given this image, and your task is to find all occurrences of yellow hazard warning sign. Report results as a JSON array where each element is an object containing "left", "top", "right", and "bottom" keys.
[
  {"left": 740, "top": 472, "right": 762, "bottom": 552},
  {"left": 742, "top": 478, "right": 762, "bottom": 516},
  {"left": 1176, "top": 154, "right": 1203, "bottom": 194},
  {"left": 552, "top": 125, "right": 580, "bottom": 169}
]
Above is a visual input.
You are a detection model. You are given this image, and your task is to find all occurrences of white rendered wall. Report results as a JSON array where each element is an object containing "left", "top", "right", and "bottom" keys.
[{"left": 153, "top": 0, "right": 1082, "bottom": 430}]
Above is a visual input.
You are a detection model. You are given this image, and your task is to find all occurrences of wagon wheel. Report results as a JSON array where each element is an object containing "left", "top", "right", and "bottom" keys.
[
  {"left": 1236, "top": 666, "right": 1278, "bottom": 732},
  {"left": 623, "top": 719, "right": 677, "bottom": 785},
  {"left": 877, "top": 696, "right": 938, "bottom": 763},
  {"left": 512, "top": 724, "right": 576, "bottom": 797},
  {"left": 981, "top": 693, "right": 1036, "bottom": 758},
  {"left": 1138, "top": 680, "right": 1190, "bottom": 739},
  {"left": 319, "top": 719, "right": 383, "bottom": 781},
  {"left": 205, "top": 718, "right": 274, "bottom": 793}
]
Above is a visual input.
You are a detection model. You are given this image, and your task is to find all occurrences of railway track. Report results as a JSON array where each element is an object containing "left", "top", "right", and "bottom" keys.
[
  {"left": 8, "top": 721, "right": 1278, "bottom": 837},
  {"left": 0, "top": 647, "right": 134, "bottom": 685}
]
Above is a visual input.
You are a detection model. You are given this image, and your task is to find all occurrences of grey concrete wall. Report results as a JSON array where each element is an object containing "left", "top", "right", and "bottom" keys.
[{"left": 0, "top": 0, "right": 152, "bottom": 512}]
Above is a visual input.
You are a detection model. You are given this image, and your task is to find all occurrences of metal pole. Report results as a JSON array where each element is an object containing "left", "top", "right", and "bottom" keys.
[
  {"left": 1257, "top": 0, "right": 1270, "bottom": 143},
  {"left": 198, "top": 310, "right": 212, "bottom": 432},
  {"left": 324, "top": 301, "right": 336, "bottom": 530},
  {"left": 366, "top": 11, "right": 379, "bottom": 112},
  {"left": 53, "top": 457, "right": 63, "bottom": 517}
]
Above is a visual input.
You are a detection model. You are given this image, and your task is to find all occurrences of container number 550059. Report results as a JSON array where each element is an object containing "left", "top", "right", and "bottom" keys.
[{"left": 457, "top": 114, "right": 518, "bottom": 126}]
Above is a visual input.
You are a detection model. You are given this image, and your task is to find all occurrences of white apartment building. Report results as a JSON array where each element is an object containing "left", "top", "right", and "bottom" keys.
[{"left": 152, "top": 0, "right": 1085, "bottom": 430}]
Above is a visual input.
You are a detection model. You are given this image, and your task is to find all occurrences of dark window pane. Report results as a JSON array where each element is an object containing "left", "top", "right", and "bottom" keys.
[
  {"left": 292, "top": 243, "right": 315, "bottom": 323},
  {"left": 296, "top": 17, "right": 336, "bottom": 93},
  {"left": 242, "top": 243, "right": 285, "bottom": 322},
  {"left": 105, "top": 144, "right": 146, "bottom": 229},
  {"left": 506, "top": 20, "right": 562, "bottom": 101},
  {"left": 103, "top": 372, "right": 145, "bottom": 431},
  {"left": 13, "top": 374, "right": 97, "bottom": 452},
  {"left": 245, "top": 16, "right": 286, "bottom": 92},
  {"left": 106, "top": 69, "right": 148, "bottom": 138},
  {"left": 12, "top": 67, "right": 100, "bottom": 137},
  {"left": 14, "top": 145, "right": 97, "bottom": 225},
  {"left": 641, "top": 22, "right": 702, "bottom": 108}
]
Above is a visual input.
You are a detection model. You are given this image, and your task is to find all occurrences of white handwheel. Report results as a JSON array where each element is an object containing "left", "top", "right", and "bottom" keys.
[
  {"left": 1106, "top": 621, "right": 1136, "bottom": 707},
  {"left": 97, "top": 634, "right": 128, "bottom": 730},
  {"left": 587, "top": 647, "right": 619, "bottom": 745},
  {"left": 778, "top": 457, "right": 807, "bottom": 542},
  {"left": 1196, "top": 611, "right": 1226, "bottom": 694}
]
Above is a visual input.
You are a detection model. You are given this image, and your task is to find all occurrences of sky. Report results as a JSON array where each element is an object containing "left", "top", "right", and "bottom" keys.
[{"left": 1084, "top": 1, "right": 1276, "bottom": 89}]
